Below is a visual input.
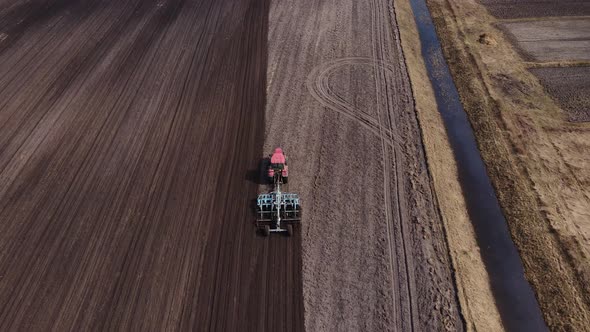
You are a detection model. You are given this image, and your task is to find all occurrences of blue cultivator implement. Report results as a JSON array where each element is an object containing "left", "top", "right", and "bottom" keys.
[{"left": 256, "top": 183, "right": 302, "bottom": 236}]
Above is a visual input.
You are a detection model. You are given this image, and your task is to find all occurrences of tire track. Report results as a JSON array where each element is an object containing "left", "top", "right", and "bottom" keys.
[
  {"left": 301, "top": 0, "right": 460, "bottom": 329},
  {"left": 369, "top": 0, "right": 419, "bottom": 328},
  {"left": 306, "top": 57, "right": 404, "bottom": 147},
  {"left": 308, "top": 55, "right": 417, "bottom": 330}
]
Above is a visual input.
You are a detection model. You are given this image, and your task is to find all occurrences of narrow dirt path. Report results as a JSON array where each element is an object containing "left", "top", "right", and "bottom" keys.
[{"left": 265, "top": 0, "right": 463, "bottom": 330}]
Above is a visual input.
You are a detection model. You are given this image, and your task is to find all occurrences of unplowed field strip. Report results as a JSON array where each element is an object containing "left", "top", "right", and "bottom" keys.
[
  {"left": 265, "top": 0, "right": 464, "bottom": 330},
  {"left": 0, "top": 0, "right": 303, "bottom": 330}
]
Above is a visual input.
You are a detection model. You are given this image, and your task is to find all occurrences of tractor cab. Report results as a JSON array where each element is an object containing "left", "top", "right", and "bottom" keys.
[{"left": 268, "top": 147, "right": 288, "bottom": 184}]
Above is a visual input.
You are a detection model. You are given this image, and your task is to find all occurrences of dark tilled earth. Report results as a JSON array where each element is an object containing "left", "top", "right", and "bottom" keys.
[
  {"left": 480, "top": 0, "right": 590, "bottom": 19},
  {"left": 531, "top": 66, "right": 590, "bottom": 122},
  {"left": 0, "top": 0, "right": 303, "bottom": 330}
]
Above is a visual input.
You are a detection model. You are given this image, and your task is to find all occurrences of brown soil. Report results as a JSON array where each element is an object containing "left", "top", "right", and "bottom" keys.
[
  {"left": 499, "top": 18, "right": 590, "bottom": 62},
  {"left": 264, "top": 0, "right": 464, "bottom": 330},
  {"left": 531, "top": 66, "right": 590, "bottom": 122},
  {"left": 0, "top": 0, "right": 304, "bottom": 330},
  {"left": 426, "top": 0, "right": 590, "bottom": 330},
  {"left": 479, "top": 0, "right": 590, "bottom": 19}
]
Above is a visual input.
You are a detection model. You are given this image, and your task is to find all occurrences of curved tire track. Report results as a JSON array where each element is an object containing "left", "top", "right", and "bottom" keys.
[
  {"left": 307, "top": 56, "right": 418, "bottom": 331},
  {"left": 263, "top": 0, "right": 465, "bottom": 329},
  {"left": 306, "top": 57, "right": 403, "bottom": 147}
]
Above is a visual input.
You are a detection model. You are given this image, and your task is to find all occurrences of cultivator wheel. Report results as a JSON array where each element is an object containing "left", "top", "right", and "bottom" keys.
[{"left": 261, "top": 225, "right": 270, "bottom": 237}]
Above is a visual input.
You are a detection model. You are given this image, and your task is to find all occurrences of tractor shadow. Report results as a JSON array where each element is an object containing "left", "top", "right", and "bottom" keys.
[
  {"left": 249, "top": 198, "right": 259, "bottom": 219},
  {"left": 245, "top": 157, "right": 272, "bottom": 185},
  {"left": 247, "top": 157, "right": 269, "bottom": 232}
]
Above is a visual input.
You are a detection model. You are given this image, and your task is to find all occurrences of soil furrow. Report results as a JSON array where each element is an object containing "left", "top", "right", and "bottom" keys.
[{"left": 0, "top": 0, "right": 303, "bottom": 330}]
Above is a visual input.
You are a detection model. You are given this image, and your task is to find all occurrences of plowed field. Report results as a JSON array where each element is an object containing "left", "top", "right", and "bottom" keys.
[{"left": 0, "top": 0, "right": 303, "bottom": 330}]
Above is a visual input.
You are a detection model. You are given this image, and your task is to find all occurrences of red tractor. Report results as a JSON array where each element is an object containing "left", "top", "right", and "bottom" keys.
[
  {"left": 256, "top": 147, "right": 301, "bottom": 236},
  {"left": 268, "top": 147, "right": 288, "bottom": 184}
]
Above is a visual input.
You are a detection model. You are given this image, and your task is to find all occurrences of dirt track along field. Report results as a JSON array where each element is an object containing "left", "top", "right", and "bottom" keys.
[
  {"left": 500, "top": 18, "right": 590, "bottom": 62},
  {"left": 264, "top": 0, "right": 464, "bottom": 330},
  {"left": 530, "top": 66, "right": 590, "bottom": 122},
  {"left": 480, "top": 0, "right": 590, "bottom": 19},
  {"left": 496, "top": 15, "right": 590, "bottom": 122},
  {"left": 0, "top": 0, "right": 304, "bottom": 330},
  {"left": 487, "top": 0, "right": 590, "bottom": 122}
]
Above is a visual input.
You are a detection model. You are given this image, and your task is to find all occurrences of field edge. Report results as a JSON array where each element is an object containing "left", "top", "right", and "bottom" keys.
[
  {"left": 423, "top": 0, "right": 590, "bottom": 329},
  {"left": 392, "top": 0, "right": 504, "bottom": 330}
]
